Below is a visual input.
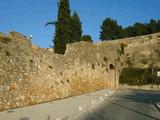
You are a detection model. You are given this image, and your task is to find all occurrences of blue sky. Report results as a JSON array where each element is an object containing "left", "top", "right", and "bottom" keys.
[{"left": 0, "top": 0, "right": 160, "bottom": 48}]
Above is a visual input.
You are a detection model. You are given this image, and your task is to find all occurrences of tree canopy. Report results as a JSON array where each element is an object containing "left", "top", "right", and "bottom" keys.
[
  {"left": 46, "top": 0, "right": 84, "bottom": 54},
  {"left": 70, "top": 11, "right": 82, "bottom": 43},
  {"left": 53, "top": 0, "right": 72, "bottom": 54},
  {"left": 100, "top": 18, "right": 160, "bottom": 41},
  {"left": 100, "top": 18, "right": 125, "bottom": 41}
]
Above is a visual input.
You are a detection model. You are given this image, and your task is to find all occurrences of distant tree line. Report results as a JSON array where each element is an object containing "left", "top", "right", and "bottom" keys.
[
  {"left": 46, "top": 0, "right": 92, "bottom": 54},
  {"left": 100, "top": 18, "right": 160, "bottom": 41}
]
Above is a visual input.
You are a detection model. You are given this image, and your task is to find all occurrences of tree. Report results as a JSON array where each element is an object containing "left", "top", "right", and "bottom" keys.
[
  {"left": 82, "top": 35, "right": 93, "bottom": 43},
  {"left": 55, "top": 0, "right": 72, "bottom": 54},
  {"left": 125, "top": 26, "right": 135, "bottom": 37},
  {"left": 70, "top": 11, "right": 82, "bottom": 42},
  {"left": 100, "top": 18, "right": 125, "bottom": 41},
  {"left": 157, "top": 20, "right": 160, "bottom": 32},
  {"left": 126, "top": 23, "right": 148, "bottom": 37},
  {"left": 46, "top": 0, "right": 72, "bottom": 54},
  {"left": 46, "top": 0, "right": 84, "bottom": 54},
  {"left": 100, "top": 18, "right": 160, "bottom": 40},
  {"left": 147, "top": 19, "right": 158, "bottom": 34}
]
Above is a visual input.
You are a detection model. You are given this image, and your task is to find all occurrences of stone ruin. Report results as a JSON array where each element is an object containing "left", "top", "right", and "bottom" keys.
[{"left": 0, "top": 31, "right": 160, "bottom": 111}]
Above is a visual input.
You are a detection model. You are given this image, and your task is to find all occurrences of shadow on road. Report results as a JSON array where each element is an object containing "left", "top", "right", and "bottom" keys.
[
  {"left": 79, "top": 90, "right": 160, "bottom": 120},
  {"left": 115, "top": 89, "right": 160, "bottom": 104},
  {"left": 108, "top": 101, "right": 160, "bottom": 120}
]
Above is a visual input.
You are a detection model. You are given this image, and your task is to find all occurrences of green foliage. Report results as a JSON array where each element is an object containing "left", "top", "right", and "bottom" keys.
[
  {"left": 45, "top": 21, "right": 56, "bottom": 27},
  {"left": 125, "top": 19, "right": 160, "bottom": 37},
  {"left": 100, "top": 18, "right": 125, "bottom": 41},
  {"left": 70, "top": 11, "right": 82, "bottom": 42},
  {"left": 147, "top": 19, "right": 158, "bottom": 33},
  {"left": 46, "top": 0, "right": 83, "bottom": 54},
  {"left": 82, "top": 35, "right": 93, "bottom": 43},
  {"left": 120, "top": 67, "right": 158, "bottom": 85},
  {"left": 157, "top": 20, "right": 160, "bottom": 32},
  {"left": 100, "top": 18, "right": 160, "bottom": 40},
  {"left": 125, "top": 22, "right": 148, "bottom": 37},
  {"left": 53, "top": 0, "right": 72, "bottom": 54}
]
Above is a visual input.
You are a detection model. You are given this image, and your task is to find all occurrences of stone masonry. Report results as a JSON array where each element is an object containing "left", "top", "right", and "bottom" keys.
[{"left": 0, "top": 31, "right": 160, "bottom": 111}]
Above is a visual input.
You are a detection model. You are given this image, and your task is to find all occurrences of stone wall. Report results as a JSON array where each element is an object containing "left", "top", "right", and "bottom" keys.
[{"left": 0, "top": 32, "right": 160, "bottom": 111}]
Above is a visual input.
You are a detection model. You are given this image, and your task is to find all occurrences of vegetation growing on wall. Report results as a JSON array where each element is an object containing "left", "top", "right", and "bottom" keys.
[{"left": 82, "top": 35, "right": 93, "bottom": 43}]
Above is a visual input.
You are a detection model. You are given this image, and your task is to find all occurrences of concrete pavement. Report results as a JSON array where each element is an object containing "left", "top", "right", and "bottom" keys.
[{"left": 0, "top": 89, "right": 115, "bottom": 120}]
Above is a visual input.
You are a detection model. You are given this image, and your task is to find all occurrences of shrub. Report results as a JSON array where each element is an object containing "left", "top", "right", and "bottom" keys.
[
  {"left": 120, "top": 67, "right": 144, "bottom": 85},
  {"left": 120, "top": 67, "right": 158, "bottom": 85},
  {"left": 82, "top": 35, "right": 93, "bottom": 43}
]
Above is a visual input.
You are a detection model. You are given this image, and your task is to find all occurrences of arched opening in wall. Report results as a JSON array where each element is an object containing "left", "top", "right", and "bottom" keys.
[{"left": 109, "top": 64, "right": 115, "bottom": 70}]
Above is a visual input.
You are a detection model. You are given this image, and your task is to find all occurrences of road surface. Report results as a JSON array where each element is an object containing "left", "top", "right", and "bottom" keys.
[
  {"left": 79, "top": 89, "right": 160, "bottom": 120},
  {"left": 0, "top": 89, "right": 115, "bottom": 120}
]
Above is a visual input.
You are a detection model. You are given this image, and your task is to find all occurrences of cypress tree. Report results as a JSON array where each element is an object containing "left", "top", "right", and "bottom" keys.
[
  {"left": 53, "top": 0, "right": 72, "bottom": 54},
  {"left": 71, "top": 11, "right": 82, "bottom": 42}
]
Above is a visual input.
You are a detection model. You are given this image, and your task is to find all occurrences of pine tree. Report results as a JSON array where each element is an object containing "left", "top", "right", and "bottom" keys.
[
  {"left": 125, "top": 22, "right": 148, "bottom": 37},
  {"left": 125, "top": 26, "right": 135, "bottom": 37},
  {"left": 147, "top": 19, "right": 158, "bottom": 34},
  {"left": 100, "top": 18, "right": 125, "bottom": 41},
  {"left": 71, "top": 11, "right": 82, "bottom": 42}
]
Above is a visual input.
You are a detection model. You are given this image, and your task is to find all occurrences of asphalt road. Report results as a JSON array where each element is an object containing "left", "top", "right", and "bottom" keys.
[{"left": 79, "top": 89, "right": 160, "bottom": 120}]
